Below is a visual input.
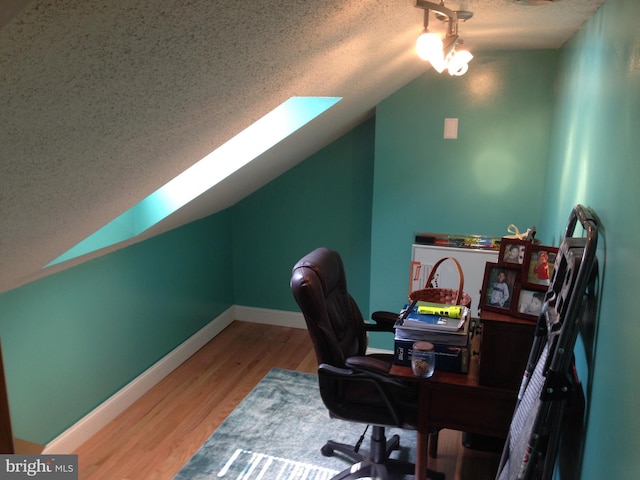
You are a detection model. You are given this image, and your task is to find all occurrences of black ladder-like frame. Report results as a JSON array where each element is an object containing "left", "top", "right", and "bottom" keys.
[{"left": 496, "top": 204, "right": 599, "bottom": 480}]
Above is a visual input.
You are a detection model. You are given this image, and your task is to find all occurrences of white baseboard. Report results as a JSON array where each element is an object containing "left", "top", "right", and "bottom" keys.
[
  {"left": 234, "top": 305, "right": 306, "bottom": 329},
  {"left": 235, "top": 306, "right": 390, "bottom": 354},
  {"left": 366, "top": 347, "right": 393, "bottom": 355},
  {"left": 43, "top": 305, "right": 385, "bottom": 454},
  {"left": 43, "top": 307, "right": 235, "bottom": 454}
]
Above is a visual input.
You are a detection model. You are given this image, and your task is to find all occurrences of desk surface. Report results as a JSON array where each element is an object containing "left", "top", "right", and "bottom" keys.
[
  {"left": 389, "top": 330, "right": 510, "bottom": 389},
  {"left": 390, "top": 332, "right": 517, "bottom": 439}
]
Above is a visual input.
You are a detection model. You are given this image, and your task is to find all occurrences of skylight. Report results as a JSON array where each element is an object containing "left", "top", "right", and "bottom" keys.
[{"left": 46, "top": 96, "right": 342, "bottom": 267}]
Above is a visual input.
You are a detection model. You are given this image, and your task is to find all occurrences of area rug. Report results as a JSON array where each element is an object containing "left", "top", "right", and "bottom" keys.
[{"left": 173, "top": 368, "right": 416, "bottom": 479}]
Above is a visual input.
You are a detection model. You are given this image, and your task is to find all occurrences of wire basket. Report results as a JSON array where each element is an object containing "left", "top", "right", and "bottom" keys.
[{"left": 409, "top": 256, "right": 472, "bottom": 308}]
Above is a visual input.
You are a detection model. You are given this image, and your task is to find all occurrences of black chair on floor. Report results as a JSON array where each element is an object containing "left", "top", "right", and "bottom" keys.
[{"left": 291, "top": 247, "right": 444, "bottom": 480}]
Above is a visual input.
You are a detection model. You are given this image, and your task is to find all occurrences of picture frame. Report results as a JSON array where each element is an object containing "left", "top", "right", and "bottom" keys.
[
  {"left": 513, "top": 285, "right": 546, "bottom": 321},
  {"left": 498, "top": 238, "right": 529, "bottom": 265},
  {"left": 523, "top": 245, "right": 559, "bottom": 288},
  {"left": 480, "top": 263, "right": 521, "bottom": 313}
]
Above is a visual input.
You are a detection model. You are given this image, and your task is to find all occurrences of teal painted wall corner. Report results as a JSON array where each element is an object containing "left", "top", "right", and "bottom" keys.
[
  {"left": 231, "top": 117, "right": 376, "bottom": 314},
  {"left": 0, "top": 211, "right": 233, "bottom": 444},
  {"left": 368, "top": 50, "right": 558, "bottom": 347}
]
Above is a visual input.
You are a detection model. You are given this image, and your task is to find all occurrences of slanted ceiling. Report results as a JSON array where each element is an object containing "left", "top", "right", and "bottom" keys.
[{"left": 0, "top": 0, "right": 605, "bottom": 294}]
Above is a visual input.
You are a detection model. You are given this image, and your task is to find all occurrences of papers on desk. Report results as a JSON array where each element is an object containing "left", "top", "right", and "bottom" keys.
[
  {"left": 394, "top": 303, "right": 470, "bottom": 347},
  {"left": 404, "top": 309, "right": 466, "bottom": 331},
  {"left": 395, "top": 323, "right": 469, "bottom": 346}
]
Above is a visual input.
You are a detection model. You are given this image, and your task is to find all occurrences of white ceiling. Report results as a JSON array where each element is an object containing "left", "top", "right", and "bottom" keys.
[{"left": 0, "top": 0, "right": 606, "bottom": 294}]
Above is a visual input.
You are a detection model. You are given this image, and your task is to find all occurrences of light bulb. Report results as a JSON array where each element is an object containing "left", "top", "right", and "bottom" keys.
[
  {"left": 448, "top": 49, "right": 473, "bottom": 76},
  {"left": 416, "top": 31, "right": 443, "bottom": 62}
]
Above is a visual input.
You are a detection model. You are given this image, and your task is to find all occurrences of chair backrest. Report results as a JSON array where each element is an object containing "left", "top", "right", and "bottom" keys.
[
  {"left": 291, "top": 247, "right": 419, "bottom": 429},
  {"left": 291, "top": 247, "right": 368, "bottom": 368}
]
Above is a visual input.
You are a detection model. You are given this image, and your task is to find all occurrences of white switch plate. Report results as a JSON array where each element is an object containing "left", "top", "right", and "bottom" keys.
[{"left": 443, "top": 118, "right": 458, "bottom": 139}]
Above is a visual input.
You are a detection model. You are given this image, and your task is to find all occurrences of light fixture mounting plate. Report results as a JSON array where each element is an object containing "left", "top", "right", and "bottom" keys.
[{"left": 435, "top": 10, "right": 473, "bottom": 22}]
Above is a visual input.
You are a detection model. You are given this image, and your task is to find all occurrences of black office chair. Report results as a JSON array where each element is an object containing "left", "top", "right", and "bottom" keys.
[{"left": 291, "top": 247, "right": 444, "bottom": 480}]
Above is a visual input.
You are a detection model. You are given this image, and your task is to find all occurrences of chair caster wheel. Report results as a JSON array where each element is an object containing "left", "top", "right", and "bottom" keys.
[{"left": 321, "top": 444, "right": 334, "bottom": 457}]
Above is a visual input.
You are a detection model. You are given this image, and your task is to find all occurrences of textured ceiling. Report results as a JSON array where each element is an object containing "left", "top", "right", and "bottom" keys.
[{"left": 0, "top": 0, "right": 606, "bottom": 293}]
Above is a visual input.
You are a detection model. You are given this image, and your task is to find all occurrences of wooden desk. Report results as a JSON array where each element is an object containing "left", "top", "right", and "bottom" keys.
[{"left": 390, "top": 332, "right": 517, "bottom": 480}]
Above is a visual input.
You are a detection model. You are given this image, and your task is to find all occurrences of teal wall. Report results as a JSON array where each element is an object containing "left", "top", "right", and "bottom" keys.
[
  {"left": 366, "top": 1, "right": 640, "bottom": 476},
  {"left": 369, "top": 50, "right": 557, "bottom": 346},
  {"left": 232, "top": 117, "right": 375, "bottom": 313},
  {"left": 0, "top": 211, "right": 233, "bottom": 444},
  {"left": 537, "top": 0, "right": 640, "bottom": 478},
  {"left": 0, "top": 117, "right": 375, "bottom": 445}
]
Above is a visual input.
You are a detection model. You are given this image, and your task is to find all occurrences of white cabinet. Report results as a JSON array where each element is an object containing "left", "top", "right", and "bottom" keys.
[{"left": 410, "top": 244, "right": 499, "bottom": 317}]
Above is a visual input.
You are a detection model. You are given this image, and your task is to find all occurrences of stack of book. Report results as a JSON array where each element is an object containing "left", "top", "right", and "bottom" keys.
[{"left": 393, "top": 301, "right": 471, "bottom": 373}]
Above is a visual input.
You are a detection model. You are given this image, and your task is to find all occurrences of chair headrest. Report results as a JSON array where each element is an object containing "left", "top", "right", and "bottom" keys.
[{"left": 291, "top": 247, "right": 345, "bottom": 295}]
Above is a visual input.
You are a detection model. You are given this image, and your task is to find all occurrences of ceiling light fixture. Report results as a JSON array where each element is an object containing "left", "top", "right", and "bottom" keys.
[{"left": 414, "top": 0, "right": 473, "bottom": 76}]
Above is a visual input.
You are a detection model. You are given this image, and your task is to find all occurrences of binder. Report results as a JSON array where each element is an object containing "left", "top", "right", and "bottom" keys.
[{"left": 393, "top": 337, "right": 469, "bottom": 373}]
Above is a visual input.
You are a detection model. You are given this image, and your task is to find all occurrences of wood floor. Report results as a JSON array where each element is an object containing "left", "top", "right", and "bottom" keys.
[{"left": 73, "top": 321, "right": 500, "bottom": 479}]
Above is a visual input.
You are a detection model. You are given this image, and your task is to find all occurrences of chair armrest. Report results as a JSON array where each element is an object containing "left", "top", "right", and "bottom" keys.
[
  {"left": 319, "top": 361, "right": 406, "bottom": 391},
  {"left": 318, "top": 361, "right": 415, "bottom": 427},
  {"left": 345, "top": 355, "right": 391, "bottom": 375},
  {"left": 365, "top": 310, "right": 399, "bottom": 332}
]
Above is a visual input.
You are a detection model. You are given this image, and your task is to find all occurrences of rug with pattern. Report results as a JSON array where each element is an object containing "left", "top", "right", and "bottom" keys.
[{"left": 173, "top": 368, "right": 415, "bottom": 479}]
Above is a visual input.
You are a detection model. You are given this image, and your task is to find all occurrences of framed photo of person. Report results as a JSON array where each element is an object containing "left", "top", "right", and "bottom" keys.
[
  {"left": 498, "top": 238, "right": 529, "bottom": 265},
  {"left": 480, "top": 263, "right": 521, "bottom": 314},
  {"left": 523, "top": 245, "right": 559, "bottom": 288},
  {"left": 514, "top": 285, "right": 546, "bottom": 321}
]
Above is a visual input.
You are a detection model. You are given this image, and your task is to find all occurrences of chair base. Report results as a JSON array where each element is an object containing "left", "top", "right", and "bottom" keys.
[
  {"left": 330, "top": 458, "right": 415, "bottom": 480},
  {"left": 322, "top": 426, "right": 444, "bottom": 480}
]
